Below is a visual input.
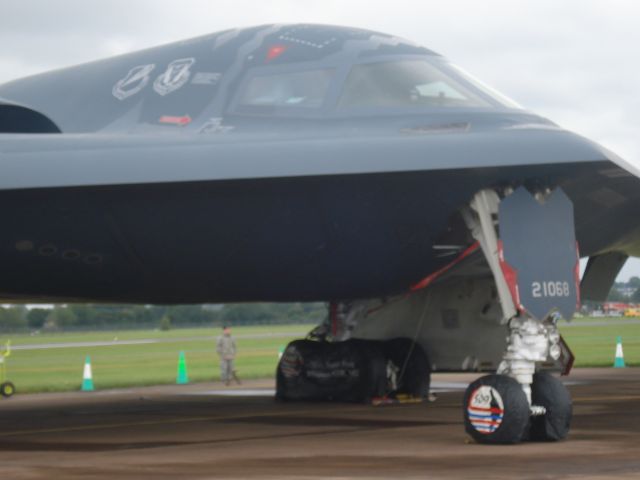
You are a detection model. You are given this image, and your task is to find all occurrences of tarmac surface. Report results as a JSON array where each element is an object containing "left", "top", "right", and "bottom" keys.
[{"left": 0, "top": 368, "right": 638, "bottom": 479}]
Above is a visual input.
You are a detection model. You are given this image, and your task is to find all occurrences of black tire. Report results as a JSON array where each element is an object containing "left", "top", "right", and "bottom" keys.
[
  {"left": 275, "top": 339, "right": 313, "bottom": 402},
  {"left": 0, "top": 381, "right": 15, "bottom": 398},
  {"left": 463, "top": 375, "right": 530, "bottom": 444},
  {"left": 383, "top": 338, "right": 430, "bottom": 397},
  {"left": 529, "top": 371, "right": 572, "bottom": 441},
  {"left": 274, "top": 364, "right": 287, "bottom": 402},
  {"left": 274, "top": 339, "right": 387, "bottom": 403},
  {"left": 343, "top": 340, "right": 380, "bottom": 402}
]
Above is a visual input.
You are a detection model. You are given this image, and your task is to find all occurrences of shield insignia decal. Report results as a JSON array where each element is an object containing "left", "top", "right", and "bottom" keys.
[{"left": 153, "top": 58, "right": 195, "bottom": 96}]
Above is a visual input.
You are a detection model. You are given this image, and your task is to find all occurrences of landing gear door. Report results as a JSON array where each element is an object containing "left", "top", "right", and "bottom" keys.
[{"left": 498, "top": 187, "right": 580, "bottom": 321}]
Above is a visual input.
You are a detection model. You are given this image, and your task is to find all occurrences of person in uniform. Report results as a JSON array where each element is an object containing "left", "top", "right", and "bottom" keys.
[{"left": 216, "top": 325, "right": 238, "bottom": 385}]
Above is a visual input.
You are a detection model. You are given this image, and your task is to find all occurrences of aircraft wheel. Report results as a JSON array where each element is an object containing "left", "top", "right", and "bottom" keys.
[
  {"left": 383, "top": 338, "right": 430, "bottom": 397},
  {"left": 275, "top": 340, "right": 309, "bottom": 401},
  {"left": 274, "top": 366, "right": 287, "bottom": 402},
  {"left": 0, "top": 381, "right": 15, "bottom": 398},
  {"left": 274, "top": 339, "right": 387, "bottom": 403},
  {"left": 340, "top": 340, "right": 386, "bottom": 402},
  {"left": 463, "top": 374, "right": 529, "bottom": 444},
  {"left": 528, "top": 371, "right": 572, "bottom": 441}
]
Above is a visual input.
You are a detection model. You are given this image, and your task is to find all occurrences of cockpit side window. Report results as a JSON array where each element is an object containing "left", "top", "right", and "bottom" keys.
[
  {"left": 239, "top": 68, "right": 334, "bottom": 109},
  {"left": 338, "top": 60, "right": 492, "bottom": 109}
]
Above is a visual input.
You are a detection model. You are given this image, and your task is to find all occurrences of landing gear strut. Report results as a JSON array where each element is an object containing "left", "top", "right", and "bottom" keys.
[{"left": 461, "top": 188, "right": 578, "bottom": 443}]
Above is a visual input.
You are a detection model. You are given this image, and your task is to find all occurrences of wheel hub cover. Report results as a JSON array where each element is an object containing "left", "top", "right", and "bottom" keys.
[{"left": 467, "top": 386, "right": 505, "bottom": 434}]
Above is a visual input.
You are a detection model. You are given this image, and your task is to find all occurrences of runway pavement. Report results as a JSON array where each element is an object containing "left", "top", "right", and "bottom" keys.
[{"left": 0, "top": 369, "right": 638, "bottom": 479}]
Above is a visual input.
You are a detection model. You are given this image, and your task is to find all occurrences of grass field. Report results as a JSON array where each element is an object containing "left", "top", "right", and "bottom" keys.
[
  {"left": 2, "top": 325, "right": 309, "bottom": 393},
  {"left": 0, "top": 318, "right": 636, "bottom": 394},
  {"left": 559, "top": 318, "right": 640, "bottom": 367}
]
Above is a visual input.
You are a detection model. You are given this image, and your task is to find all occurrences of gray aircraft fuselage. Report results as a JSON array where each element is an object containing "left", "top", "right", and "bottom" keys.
[{"left": 0, "top": 24, "right": 638, "bottom": 304}]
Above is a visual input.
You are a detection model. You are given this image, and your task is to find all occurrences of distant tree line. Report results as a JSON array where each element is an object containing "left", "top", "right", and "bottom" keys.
[
  {"left": 7, "top": 277, "right": 637, "bottom": 331},
  {"left": 608, "top": 276, "right": 640, "bottom": 302},
  {"left": 0, "top": 303, "right": 326, "bottom": 333}
]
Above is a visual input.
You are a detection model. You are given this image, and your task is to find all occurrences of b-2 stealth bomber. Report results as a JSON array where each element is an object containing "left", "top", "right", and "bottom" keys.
[{"left": 1, "top": 24, "right": 638, "bottom": 444}]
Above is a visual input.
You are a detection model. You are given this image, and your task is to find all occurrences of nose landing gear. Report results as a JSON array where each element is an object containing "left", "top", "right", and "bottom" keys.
[
  {"left": 462, "top": 187, "right": 578, "bottom": 444},
  {"left": 462, "top": 320, "right": 573, "bottom": 444}
]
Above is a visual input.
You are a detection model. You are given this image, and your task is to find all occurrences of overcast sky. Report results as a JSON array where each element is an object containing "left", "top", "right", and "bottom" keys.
[{"left": 1, "top": 0, "right": 639, "bottom": 280}]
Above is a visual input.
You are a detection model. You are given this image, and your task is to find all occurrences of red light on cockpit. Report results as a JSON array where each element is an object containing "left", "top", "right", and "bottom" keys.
[{"left": 266, "top": 45, "right": 287, "bottom": 61}]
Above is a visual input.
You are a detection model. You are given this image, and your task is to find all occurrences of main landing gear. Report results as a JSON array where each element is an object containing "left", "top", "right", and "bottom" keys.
[
  {"left": 276, "top": 302, "right": 431, "bottom": 403},
  {"left": 461, "top": 188, "right": 578, "bottom": 444}
]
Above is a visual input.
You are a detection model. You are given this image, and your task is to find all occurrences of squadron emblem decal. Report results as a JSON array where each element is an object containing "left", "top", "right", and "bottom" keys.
[
  {"left": 153, "top": 58, "right": 195, "bottom": 96},
  {"left": 112, "top": 64, "right": 156, "bottom": 100},
  {"left": 467, "top": 386, "right": 505, "bottom": 434}
]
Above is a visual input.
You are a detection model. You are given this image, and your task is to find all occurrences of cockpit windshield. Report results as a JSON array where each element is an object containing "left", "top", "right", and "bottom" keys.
[
  {"left": 338, "top": 60, "right": 493, "bottom": 109},
  {"left": 239, "top": 68, "right": 334, "bottom": 109},
  {"left": 235, "top": 58, "right": 521, "bottom": 115}
]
